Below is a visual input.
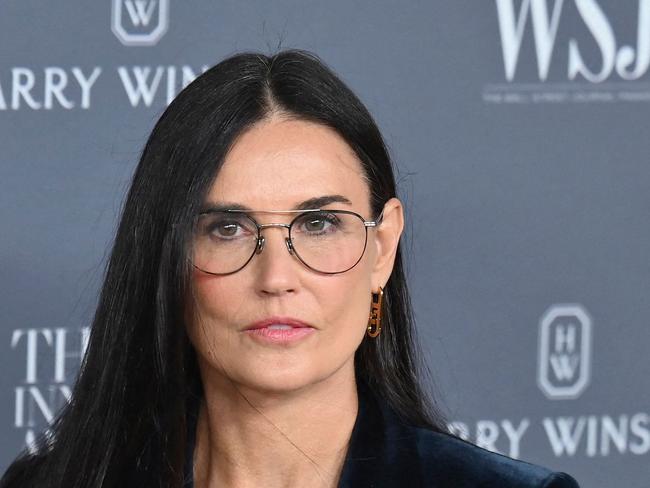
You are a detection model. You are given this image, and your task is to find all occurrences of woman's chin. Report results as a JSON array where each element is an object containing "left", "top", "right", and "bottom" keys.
[
  {"left": 197, "top": 347, "right": 355, "bottom": 398},
  {"left": 239, "top": 368, "right": 325, "bottom": 396}
]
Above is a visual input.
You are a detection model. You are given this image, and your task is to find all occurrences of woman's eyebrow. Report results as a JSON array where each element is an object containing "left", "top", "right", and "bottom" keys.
[
  {"left": 201, "top": 194, "right": 352, "bottom": 212},
  {"left": 295, "top": 195, "right": 352, "bottom": 210}
]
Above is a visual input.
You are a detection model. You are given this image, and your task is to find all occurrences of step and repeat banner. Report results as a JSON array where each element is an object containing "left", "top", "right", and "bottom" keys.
[{"left": 1, "top": 1, "right": 649, "bottom": 486}]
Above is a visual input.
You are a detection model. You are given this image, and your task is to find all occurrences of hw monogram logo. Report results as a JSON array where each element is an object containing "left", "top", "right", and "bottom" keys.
[
  {"left": 111, "top": 0, "right": 169, "bottom": 46},
  {"left": 537, "top": 304, "right": 592, "bottom": 400}
]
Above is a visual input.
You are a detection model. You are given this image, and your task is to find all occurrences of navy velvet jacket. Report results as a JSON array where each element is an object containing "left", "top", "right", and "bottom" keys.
[{"left": 185, "top": 382, "right": 581, "bottom": 488}]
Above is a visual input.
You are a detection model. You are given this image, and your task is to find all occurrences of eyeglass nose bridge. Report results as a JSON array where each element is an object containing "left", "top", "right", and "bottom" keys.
[{"left": 254, "top": 222, "right": 295, "bottom": 256}]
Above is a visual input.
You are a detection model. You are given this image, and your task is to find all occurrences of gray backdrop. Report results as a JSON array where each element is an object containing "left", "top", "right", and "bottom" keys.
[{"left": 1, "top": 1, "right": 649, "bottom": 486}]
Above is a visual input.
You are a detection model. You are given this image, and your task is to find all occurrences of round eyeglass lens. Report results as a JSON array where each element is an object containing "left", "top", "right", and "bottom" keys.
[
  {"left": 289, "top": 211, "right": 367, "bottom": 273},
  {"left": 192, "top": 211, "right": 259, "bottom": 274}
]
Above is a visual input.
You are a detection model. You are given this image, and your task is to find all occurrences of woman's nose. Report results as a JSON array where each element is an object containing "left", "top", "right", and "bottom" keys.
[
  {"left": 254, "top": 234, "right": 294, "bottom": 256},
  {"left": 253, "top": 228, "right": 300, "bottom": 294}
]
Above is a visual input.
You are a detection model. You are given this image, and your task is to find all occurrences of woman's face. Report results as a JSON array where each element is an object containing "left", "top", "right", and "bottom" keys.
[{"left": 187, "top": 116, "right": 403, "bottom": 394}]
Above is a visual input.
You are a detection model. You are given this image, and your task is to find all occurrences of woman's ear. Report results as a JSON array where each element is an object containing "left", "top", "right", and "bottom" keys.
[{"left": 370, "top": 197, "right": 404, "bottom": 288}]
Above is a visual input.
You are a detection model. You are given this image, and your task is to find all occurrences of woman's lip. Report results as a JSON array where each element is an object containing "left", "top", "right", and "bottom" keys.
[
  {"left": 244, "top": 317, "right": 314, "bottom": 331},
  {"left": 244, "top": 326, "right": 316, "bottom": 344}
]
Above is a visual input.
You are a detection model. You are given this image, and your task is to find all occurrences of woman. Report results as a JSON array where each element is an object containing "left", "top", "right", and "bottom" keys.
[{"left": 1, "top": 50, "right": 580, "bottom": 487}]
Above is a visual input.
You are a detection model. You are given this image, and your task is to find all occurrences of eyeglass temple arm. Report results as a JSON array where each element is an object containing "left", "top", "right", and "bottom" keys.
[{"left": 364, "top": 208, "right": 385, "bottom": 227}]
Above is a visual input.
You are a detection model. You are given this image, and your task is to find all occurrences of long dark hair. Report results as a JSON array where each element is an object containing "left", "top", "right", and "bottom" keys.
[{"left": 1, "top": 49, "right": 451, "bottom": 488}]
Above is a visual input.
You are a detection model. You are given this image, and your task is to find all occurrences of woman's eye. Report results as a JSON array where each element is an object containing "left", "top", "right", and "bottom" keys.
[
  {"left": 213, "top": 222, "right": 240, "bottom": 237},
  {"left": 204, "top": 218, "right": 252, "bottom": 239},
  {"left": 305, "top": 219, "right": 326, "bottom": 232},
  {"left": 298, "top": 213, "right": 340, "bottom": 234}
]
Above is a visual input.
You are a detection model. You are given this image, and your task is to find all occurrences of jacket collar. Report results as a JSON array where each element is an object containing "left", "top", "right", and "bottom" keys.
[{"left": 338, "top": 380, "right": 422, "bottom": 487}]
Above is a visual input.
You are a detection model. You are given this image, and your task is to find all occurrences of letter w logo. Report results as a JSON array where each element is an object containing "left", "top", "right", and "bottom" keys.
[
  {"left": 124, "top": 0, "right": 157, "bottom": 26},
  {"left": 495, "top": 0, "right": 565, "bottom": 81},
  {"left": 549, "top": 354, "right": 580, "bottom": 381}
]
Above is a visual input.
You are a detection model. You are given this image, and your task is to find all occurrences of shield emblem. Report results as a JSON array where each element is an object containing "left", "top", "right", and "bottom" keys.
[
  {"left": 537, "top": 304, "right": 592, "bottom": 400},
  {"left": 111, "top": 0, "right": 169, "bottom": 46}
]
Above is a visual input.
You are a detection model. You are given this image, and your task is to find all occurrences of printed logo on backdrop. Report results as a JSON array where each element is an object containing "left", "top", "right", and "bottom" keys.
[
  {"left": 1, "top": 1, "right": 215, "bottom": 112},
  {"left": 538, "top": 304, "right": 591, "bottom": 400},
  {"left": 484, "top": 0, "right": 650, "bottom": 104},
  {"left": 9, "top": 328, "right": 90, "bottom": 450},
  {"left": 112, "top": 0, "right": 169, "bottom": 46},
  {"left": 448, "top": 303, "right": 649, "bottom": 460}
]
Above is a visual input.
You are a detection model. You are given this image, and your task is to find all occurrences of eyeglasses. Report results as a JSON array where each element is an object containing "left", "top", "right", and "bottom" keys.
[{"left": 191, "top": 208, "right": 384, "bottom": 275}]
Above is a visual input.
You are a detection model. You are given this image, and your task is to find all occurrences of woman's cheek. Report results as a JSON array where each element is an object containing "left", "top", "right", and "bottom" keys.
[
  {"left": 192, "top": 273, "right": 242, "bottom": 320},
  {"left": 188, "top": 276, "right": 238, "bottom": 356},
  {"left": 323, "top": 277, "right": 370, "bottom": 343}
]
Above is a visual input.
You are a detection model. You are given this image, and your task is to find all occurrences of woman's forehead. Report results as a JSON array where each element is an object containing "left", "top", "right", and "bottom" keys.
[{"left": 207, "top": 117, "right": 370, "bottom": 210}]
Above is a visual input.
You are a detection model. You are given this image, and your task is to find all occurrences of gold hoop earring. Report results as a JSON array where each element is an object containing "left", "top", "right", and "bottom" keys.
[{"left": 366, "top": 286, "right": 384, "bottom": 338}]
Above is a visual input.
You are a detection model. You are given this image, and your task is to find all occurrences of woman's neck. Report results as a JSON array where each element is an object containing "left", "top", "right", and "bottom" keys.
[{"left": 192, "top": 362, "right": 358, "bottom": 488}]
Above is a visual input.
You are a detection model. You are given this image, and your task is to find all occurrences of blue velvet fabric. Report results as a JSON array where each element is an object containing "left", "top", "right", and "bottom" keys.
[{"left": 185, "top": 382, "right": 581, "bottom": 487}]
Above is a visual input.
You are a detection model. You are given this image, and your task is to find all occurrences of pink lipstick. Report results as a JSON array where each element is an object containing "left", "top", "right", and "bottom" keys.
[{"left": 243, "top": 317, "right": 316, "bottom": 344}]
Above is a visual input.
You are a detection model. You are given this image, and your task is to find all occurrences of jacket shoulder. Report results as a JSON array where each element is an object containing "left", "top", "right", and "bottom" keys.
[{"left": 404, "top": 426, "right": 580, "bottom": 487}]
